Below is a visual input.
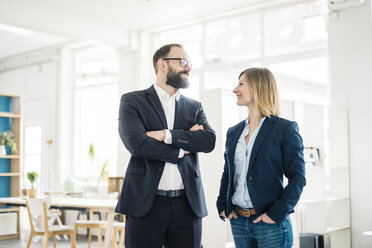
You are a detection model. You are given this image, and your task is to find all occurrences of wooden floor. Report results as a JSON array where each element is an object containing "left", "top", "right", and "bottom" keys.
[{"left": 0, "top": 233, "right": 102, "bottom": 248}]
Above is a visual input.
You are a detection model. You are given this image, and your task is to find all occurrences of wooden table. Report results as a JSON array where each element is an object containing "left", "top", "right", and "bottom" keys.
[
  {"left": 44, "top": 190, "right": 83, "bottom": 197},
  {"left": 0, "top": 197, "right": 118, "bottom": 248}
]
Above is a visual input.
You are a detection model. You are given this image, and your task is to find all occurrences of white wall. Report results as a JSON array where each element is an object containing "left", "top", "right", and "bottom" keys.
[{"left": 328, "top": 1, "right": 372, "bottom": 247}]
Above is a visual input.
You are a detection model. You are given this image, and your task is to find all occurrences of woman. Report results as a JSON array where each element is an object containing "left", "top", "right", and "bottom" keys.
[{"left": 216, "top": 68, "right": 306, "bottom": 248}]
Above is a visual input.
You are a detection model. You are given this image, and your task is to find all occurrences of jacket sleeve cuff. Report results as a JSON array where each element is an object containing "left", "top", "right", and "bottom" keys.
[{"left": 266, "top": 204, "right": 287, "bottom": 224}]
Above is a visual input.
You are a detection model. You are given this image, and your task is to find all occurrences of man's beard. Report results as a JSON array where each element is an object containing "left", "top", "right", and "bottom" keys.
[{"left": 165, "top": 68, "right": 190, "bottom": 89}]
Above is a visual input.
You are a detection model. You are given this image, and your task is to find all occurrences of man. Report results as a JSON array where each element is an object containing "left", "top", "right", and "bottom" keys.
[{"left": 115, "top": 44, "right": 216, "bottom": 248}]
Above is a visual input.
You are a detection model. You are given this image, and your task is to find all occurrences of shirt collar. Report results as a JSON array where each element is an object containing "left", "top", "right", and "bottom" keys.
[
  {"left": 245, "top": 115, "right": 266, "bottom": 126},
  {"left": 154, "top": 83, "right": 181, "bottom": 101}
]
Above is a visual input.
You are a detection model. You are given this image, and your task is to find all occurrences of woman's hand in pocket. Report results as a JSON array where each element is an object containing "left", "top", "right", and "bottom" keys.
[
  {"left": 220, "top": 210, "right": 238, "bottom": 221},
  {"left": 253, "top": 213, "right": 275, "bottom": 224}
]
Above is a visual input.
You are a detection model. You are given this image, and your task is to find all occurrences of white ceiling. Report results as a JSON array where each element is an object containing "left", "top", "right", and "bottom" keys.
[
  {"left": 0, "top": 0, "right": 274, "bottom": 59},
  {"left": 0, "top": 28, "right": 69, "bottom": 59}
]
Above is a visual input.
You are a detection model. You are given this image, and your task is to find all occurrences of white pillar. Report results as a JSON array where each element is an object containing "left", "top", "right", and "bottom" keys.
[{"left": 116, "top": 46, "right": 141, "bottom": 176}]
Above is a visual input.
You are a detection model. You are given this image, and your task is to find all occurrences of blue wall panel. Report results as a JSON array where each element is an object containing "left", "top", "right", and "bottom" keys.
[
  {"left": 0, "top": 96, "right": 11, "bottom": 112},
  {"left": 0, "top": 177, "right": 10, "bottom": 197},
  {"left": 0, "top": 96, "right": 11, "bottom": 197},
  {"left": 0, "top": 96, "right": 12, "bottom": 132}
]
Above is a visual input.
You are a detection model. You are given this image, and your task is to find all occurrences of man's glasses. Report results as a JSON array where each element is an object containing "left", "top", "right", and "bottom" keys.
[{"left": 163, "top": 58, "right": 192, "bottom": 68}]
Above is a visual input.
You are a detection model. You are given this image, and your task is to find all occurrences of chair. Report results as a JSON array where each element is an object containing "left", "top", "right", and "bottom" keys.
[
  {"left": 47, "top": 208, "right": 68, "bottom": 240},
  {"left": 26, "top": 198, "right": 76, "bottom": 248},
  {"left": 111, "top": 217, "right": 125, "bottom": 248},
  {"left": 77, "top": 187, "right": 104, "bottom": 239},
  {"left": 108, "top": 177, "right": 124, "bottom": 193},
  {"left": 76, "top": 209, "right": 102, "bottom": 238},
  {"left": 44, "top": 190, "right": 82, "bottom": 240},
  {"left": 29, "top": 205, "right": 66, "bottom": 240},
  {"left": 74, "top": 192, "right": 118, "bottom": 248},
  {"left": 74, "top": 212, "right": 107, "bottom": 248}
]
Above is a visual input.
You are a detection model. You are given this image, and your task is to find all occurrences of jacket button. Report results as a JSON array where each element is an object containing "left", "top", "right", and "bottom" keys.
[
  {"left": 158, "top": 168, "right": 163, "bottom": 173},
  {"left": 248, "top": 176, "right": 252, "bottom": 181}
]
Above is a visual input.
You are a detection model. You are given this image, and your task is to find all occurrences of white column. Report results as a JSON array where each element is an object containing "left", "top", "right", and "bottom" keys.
[
  {"left": 199, "top": 88, "right": 242, "bottom": 248},
  {"left": 116, "top": 47, "right": 141, "bottom": 176},
  {"left": 57, "top": 48, "right": 75, "bottom": 189}
]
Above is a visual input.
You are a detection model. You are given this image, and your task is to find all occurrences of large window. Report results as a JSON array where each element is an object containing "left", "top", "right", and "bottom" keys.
[
  {"left": 264, "top": 2, "right": 327, "bottom": 56},
  {"left": 156, "top": 25, "right": 203, "bottom": 68},
  {"left": 23, "top": 125, "right": 42, "bottom": 189},
  {"left": 205, "top": 13, "right": 261, "bottom": 64},
  {"left": 152, "top": 0, "right": 328, "bottom": 105},
  {"left": 74, "top": 46, "right": 119, "bottom": 186}
]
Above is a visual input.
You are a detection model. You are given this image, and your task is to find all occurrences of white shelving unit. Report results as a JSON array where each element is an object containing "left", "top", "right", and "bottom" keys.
[
  {"left": 0, "top": 94, "right": 21, "bottom": 240},
  {"left": 281, "top": 100, "right": 351, "bottom": 248}
]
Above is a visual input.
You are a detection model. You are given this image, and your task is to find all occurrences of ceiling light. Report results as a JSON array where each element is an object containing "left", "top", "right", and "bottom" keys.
[{"left": 0, "top": 23, "right": 33, "bottom": 36}]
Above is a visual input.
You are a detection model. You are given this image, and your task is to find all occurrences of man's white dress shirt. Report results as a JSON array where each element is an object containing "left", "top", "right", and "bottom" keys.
[{"left": 154, "top": 84, "right": 184, "bottom": 190}]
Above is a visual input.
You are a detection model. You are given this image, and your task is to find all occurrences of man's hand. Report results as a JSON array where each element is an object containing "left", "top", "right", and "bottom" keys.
[
  {"left": 253, "top": 213, "right": 275, "bottom": 224},
  {"left": 220, "top": 210, "right": 238, "bottom": 221},
  {"left": 190, "top": 124, "right": 204, "bottom": 131},
  {"left": 146, "top": 125, "right": 202, "bottom": 142},
  {"left": 183, "top": 124, "right": 204, "bottom": 154},
  {"left": 146, "top": 130, "right": 166, "bottom": 142},
  {"left": 146, "top": 125, "right": 203, "bottom": 152}
]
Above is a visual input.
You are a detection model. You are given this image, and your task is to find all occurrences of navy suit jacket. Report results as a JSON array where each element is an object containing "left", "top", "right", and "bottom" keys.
[
  {"left": 115, "top": 85, "right": 216, "bottom": 218},
  {"left": 216, "top": 116, "right": 306, "bottom": 224}
]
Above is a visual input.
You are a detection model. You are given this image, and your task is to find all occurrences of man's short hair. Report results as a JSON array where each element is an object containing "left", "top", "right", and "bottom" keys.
[{"left": 153, "top": 44, "right": 183, "bottom": 73}]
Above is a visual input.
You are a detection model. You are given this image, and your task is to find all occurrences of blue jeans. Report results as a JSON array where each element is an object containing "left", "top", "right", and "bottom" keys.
[{"left": 230, "top": 215, "right": 293, "bottom": 248}]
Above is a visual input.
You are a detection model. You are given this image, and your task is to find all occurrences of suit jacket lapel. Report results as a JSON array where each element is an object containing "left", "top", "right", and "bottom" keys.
[
  {"left": 248, "top": 116, "right": 278, "bottom": 171},
  {"left": 228, "top": 121, "right": 246, "bottom": 174},
  {"left": 146, "top": 85, "right": 167, "bottom": 128},
  {"left": 174, "top": 96, "right": 184, "bottom": 129}
]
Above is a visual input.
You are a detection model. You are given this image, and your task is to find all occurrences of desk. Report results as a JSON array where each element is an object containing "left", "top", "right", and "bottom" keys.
[
  {"left": 0, "top": 197, "right": 118, "bottom": 248},
  {"left": 44, "top": 190, "right": 83, "bottom": 197}
]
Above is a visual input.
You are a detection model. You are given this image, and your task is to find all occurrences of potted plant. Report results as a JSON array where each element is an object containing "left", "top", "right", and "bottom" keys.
[
  {"left": 100, "top": 160, "right": 109, "bottom": 182},
  {"left": 27, "top": 171, "right": 39, "bottom": 198},
  {"left": 0, "top": 131, "right": 17, "bottom": 155},
  {"left": 88, "top": 143, "right": 95, "bottom": 161},
  {"left": 88, "top": 143, "right": 110, "bottom": 193}
]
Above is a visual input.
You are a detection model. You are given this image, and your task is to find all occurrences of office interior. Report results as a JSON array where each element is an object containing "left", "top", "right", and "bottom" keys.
[{"left": 0, "top": 0, "right": 371, "bottom": 247}]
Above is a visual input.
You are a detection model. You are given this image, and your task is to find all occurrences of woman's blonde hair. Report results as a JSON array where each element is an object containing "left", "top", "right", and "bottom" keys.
[{"left": 239, "top": 67, "right": 280, "bottom": 117}]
